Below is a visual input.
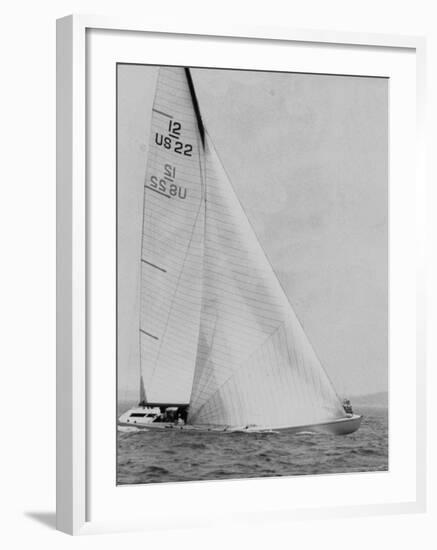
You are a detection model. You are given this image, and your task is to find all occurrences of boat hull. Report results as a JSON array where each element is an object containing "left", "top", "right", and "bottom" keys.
[
  {"left": 118, "top": 414, "right": 362, "bottom": 435},
  {"left": 273, "top": 414, "right": 362, "bottom": 435}
]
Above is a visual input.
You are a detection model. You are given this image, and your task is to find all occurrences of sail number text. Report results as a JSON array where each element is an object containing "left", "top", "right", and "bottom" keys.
[
  {"left": 149, "top": 164, "right": 187, "bottom": 199},
  {"left": 155, "top": 120, "right": 193, "bottom": 156}
]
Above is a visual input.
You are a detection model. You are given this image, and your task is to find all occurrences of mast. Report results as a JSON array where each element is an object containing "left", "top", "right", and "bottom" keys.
[
  {"left": 184, "top": 68, "right": 205, "bottom": 147},
  {"left": 139, "top": 375, "right": 146, "bottom": 405}
]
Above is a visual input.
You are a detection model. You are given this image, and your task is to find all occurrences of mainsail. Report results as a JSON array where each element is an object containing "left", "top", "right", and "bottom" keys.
[
  {"left": 139, "top": 67, "right": 205, "bottom": 404},
  {"left": 140, "top": 66, "right": 346, "bottom": 428}
]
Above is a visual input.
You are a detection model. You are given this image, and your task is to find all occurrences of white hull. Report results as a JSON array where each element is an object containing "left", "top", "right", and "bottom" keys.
[
  {"left": 273, "top": 414, "right": 362, "bottom": 435},
  {"left": 118, "top": 413, "right": 362, "bottom": 435}
]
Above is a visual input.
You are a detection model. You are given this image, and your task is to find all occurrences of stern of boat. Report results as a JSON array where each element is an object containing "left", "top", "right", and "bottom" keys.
[{"left": 319, "top": 414, "right": 363, "bottom": 435}]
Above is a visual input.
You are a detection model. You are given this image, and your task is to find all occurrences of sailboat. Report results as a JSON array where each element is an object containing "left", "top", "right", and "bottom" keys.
[{"left": 118, "top": 67, "right": 362, "bottom": 435}]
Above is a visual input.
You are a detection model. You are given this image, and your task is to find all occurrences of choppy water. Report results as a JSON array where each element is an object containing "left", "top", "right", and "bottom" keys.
[{"left": 117, "top": 405, "right": 388, "bottom": 485}]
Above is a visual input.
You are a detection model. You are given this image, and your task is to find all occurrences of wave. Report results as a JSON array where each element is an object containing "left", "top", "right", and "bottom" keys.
[
  {"left": 118, "top": 426, "right": 144, "bottom": 433},
  {"left": 140, "top": 465, "right": 170, "bottom": 475}
]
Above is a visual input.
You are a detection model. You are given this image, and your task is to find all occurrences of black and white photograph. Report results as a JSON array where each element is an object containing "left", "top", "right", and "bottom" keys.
[
  {"left": 116, "top": 64, "right": 388, "bottom": 485},
  {"left": 1, "top": 0, "right": 433, "bottom": 543}
]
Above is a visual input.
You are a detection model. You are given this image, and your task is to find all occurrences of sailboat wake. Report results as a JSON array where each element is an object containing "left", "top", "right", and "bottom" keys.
[{"left": 117, "top": 425, "right": 145, "bottom": 434}]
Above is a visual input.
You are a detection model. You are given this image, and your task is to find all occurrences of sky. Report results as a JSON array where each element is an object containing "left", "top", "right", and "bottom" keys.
[{"left": 117, "top": 64, "right": 388, "bottom": 403}]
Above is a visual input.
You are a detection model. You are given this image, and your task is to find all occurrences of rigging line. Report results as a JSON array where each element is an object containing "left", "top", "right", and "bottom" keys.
[{"left": 205, "top": 130, "right": 342, "bottom": 404}]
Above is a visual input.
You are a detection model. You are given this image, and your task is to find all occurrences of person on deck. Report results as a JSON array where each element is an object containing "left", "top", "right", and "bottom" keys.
[{"left": 177, "top": 414, "right": 185, "bottom": 426}]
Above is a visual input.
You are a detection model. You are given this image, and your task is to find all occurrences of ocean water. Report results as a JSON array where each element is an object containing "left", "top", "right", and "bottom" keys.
[{"left": 117, "top": 405, "right": 388, "bottom": 485}]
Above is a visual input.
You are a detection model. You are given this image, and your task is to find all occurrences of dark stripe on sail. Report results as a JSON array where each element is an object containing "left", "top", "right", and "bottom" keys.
[
  {"left": 144, "top": 184, "right": 171, "bottom": 198},
  {"left": 152, "top": 108, "right": 173, "bottom": 119},
  {"left": 141, "top": 259, "right": 167, "bottom": 273},
  {"left": 185, "top": 68, "right": 205, "bottom": 147},
  {"left": 140, "top": 329, "right": 159, "bottom": 340}
]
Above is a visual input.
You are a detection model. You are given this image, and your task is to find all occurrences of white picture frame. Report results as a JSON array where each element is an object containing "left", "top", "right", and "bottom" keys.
[{"left": 56, "top": 14, "right": 427, "bottom": 535}]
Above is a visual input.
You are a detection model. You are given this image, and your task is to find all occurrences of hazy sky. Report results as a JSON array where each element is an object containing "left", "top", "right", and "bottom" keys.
[{"left": 117, "top": 65, "right": 388, "bottom": 403}]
